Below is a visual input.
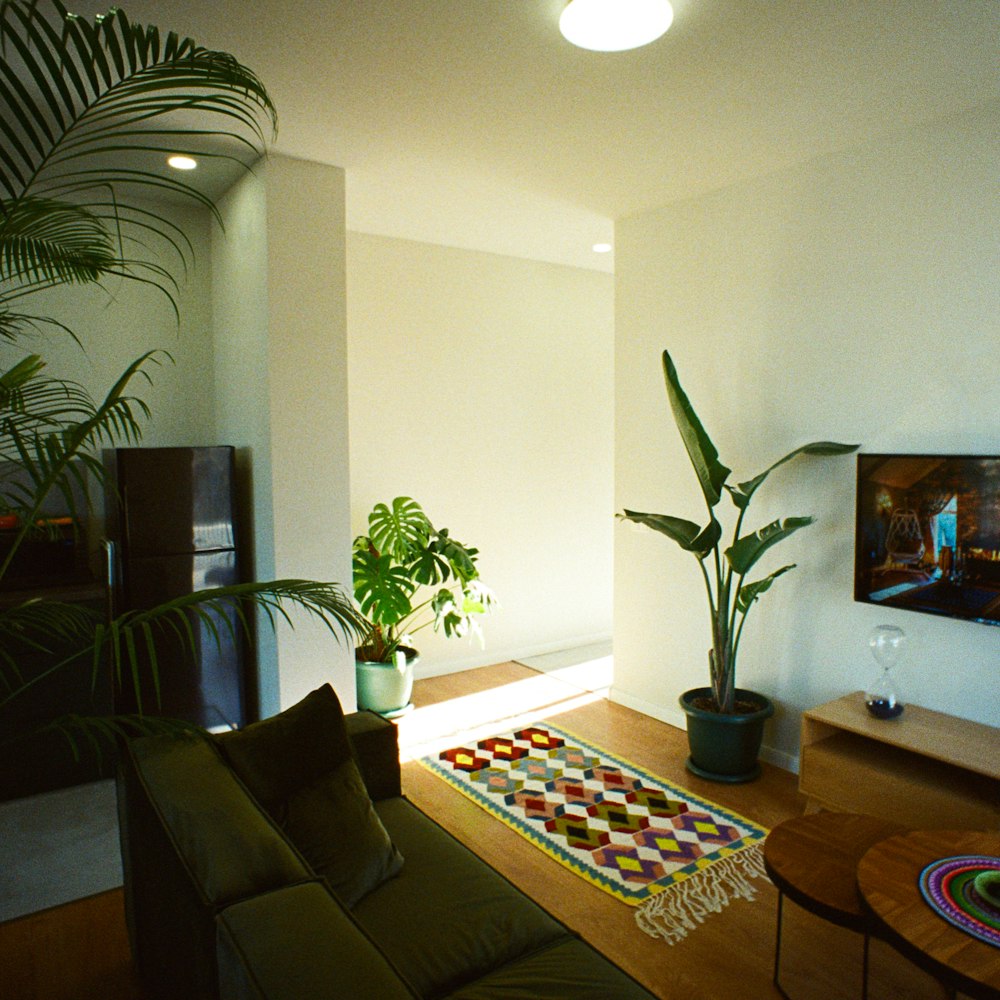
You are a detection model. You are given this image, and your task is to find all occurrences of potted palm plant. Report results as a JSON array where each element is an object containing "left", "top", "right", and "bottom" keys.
[
  {"left": 352, "top": 497, "right": 495, "bottom": 715},
  {"left": 618, "top": 350, "right": 858, "bottom": 782},
  {"left": 0, "top": 0, "right": 363, "bottom": 787}
]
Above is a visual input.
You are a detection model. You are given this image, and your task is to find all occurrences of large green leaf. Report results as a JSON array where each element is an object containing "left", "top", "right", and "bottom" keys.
[
  {"left": 426, "top": 527, "right": 478, "bottom": 583},
  {"left": 367, "top": 496, "right": 432, "bottom": 562},
  {"left": 736, "top": 564, "right": 796, "bottom": 614},
  {"left": 662, "top": 350, "right": 731, "bottom": 509},
  {"left": 351, "top": 548, "right": 415, "bottom": 627},
  {"left": 618, "top": 509, "right": 722, "bottom": 559},
  {"left": 726, "top": 441, "right": 860, "bottom": 509},
  {"left": 725, "top": 517, "right": 814, "bottom": 576}
]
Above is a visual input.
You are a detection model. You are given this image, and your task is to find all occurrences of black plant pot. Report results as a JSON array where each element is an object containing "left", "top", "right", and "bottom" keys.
[{"left": 679, "top": 687, "right": 775, "bottom": 784}]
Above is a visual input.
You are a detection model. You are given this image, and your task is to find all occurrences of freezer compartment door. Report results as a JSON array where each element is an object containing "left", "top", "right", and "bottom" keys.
[
  {"left": 114, "top": 446, "right": 236, "bottom": 555},
  {"left": 116, "top": 550, "right": 245, "bottom": 730}
]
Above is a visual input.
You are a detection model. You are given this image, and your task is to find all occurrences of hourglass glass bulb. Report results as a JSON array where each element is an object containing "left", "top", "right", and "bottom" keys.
[
  {"left": 869, "top": 624, "right": 906, "bottom": 669},
  {"left": 866, "top": 625, "right": 906, "bottom": 719}
]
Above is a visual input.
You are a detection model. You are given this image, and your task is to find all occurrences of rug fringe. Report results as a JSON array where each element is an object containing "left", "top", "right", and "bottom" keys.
[{"left": 635, "top": 842, "right": 768, "bottom": 945}]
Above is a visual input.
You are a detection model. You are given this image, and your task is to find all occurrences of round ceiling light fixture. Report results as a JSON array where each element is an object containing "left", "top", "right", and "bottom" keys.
[
  {"left": 167, "top": 154, "right": 198, "bottom": 171},
  {"left": 559, "top": 0, "right": 673, "bottom": 52}
]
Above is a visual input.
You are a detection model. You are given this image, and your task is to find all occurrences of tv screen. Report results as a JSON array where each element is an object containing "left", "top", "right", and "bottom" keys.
[{"left": 855, "top": 454, "right": 1000, "bottom": 627}]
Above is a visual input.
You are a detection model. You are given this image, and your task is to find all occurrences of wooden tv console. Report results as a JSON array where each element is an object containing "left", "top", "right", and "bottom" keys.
[{"left": 799, "top": 692, "right": 999, "bottom": 830}]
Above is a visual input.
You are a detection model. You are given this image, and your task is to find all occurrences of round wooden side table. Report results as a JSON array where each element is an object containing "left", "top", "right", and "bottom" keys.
[
  {"left": 763, "top": 812, "right": 906, "bottom": 1000},
  {"left": 858, "top": 829, "right": 1000, "bottom": 1000}
]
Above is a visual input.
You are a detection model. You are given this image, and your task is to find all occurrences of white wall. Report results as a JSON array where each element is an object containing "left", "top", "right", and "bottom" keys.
[
  {"left": 212, "top": 167, "right": 280, "bottom": 714},
  {"left": 9, "top": 205, "right": 215, "bottom": 451},
  {"left": 214, "top": 155, "right": 355, "bottom": 713},
  {"left": 613, "top": 105, "right": 1000, "bottom": 769},
  {"left": 346, "top": 233, "right": 615, "bottom": 675}
]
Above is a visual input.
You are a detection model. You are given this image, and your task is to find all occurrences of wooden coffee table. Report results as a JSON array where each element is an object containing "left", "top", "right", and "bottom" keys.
[
  {"left": 858, "top": 829, "right": 1000, "bottom": 1000},
  {"left": 763, "top": 812, "right": 906, "bottom": 999}
]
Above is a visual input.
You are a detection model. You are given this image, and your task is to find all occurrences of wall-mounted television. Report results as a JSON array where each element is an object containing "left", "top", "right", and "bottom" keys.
[{"left": 855, "top": 454, "right": 1000, "bottom": 627}]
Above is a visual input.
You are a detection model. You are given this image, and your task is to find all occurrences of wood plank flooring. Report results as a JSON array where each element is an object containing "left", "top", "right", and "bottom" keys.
[{"left": 0, "top": 660, "right": 947, "bottom": 999}]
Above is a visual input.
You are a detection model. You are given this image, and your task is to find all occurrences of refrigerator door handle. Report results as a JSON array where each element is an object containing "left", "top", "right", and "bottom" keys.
[{"left": 102, "top": 538, "right": 118, "bottom": 619}]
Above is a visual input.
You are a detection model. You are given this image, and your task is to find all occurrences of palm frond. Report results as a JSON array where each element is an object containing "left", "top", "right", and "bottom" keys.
[
  {"left": 1, "top": 710, "right": 198, "bottom": 757},
  {"left": 0, "top": 597, "right": 100, "bottom": 694},
  {"left": 0, "top": 351, "right": 163, "bottom": 574},
  {"left": 0, "top": 0, "right": 276, "bottom": 320},
  {"left": 0, "top": 194, "right": 114, "bottom": 287},
  {"left": 0, "top": 305, "right": 78, "bottom": 343}
]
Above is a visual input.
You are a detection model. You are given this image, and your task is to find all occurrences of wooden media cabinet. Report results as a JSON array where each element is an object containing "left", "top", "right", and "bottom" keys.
[{"left": 799, "top": 692, "right": 999, "bottom": 830}]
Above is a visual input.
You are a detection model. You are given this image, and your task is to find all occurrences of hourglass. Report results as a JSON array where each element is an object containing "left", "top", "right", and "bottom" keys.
[{"left": 865, "top": 624, "right": 906, "bottom": 719}]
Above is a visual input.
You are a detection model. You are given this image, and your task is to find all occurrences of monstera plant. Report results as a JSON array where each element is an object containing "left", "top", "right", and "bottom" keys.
[
  {"left": 0, "top": 0, "right": 362, "bottom": 774},
  {"left": 352, "top": 497, "right": 495, "bottom": 714},
  {"left": 618, "top": 350, "right": 858, "bottom": 780}
]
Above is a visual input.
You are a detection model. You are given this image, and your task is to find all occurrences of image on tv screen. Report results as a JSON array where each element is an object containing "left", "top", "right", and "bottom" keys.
[{"left": 855, "top": 454, "right": 1000, "bottom": 627}]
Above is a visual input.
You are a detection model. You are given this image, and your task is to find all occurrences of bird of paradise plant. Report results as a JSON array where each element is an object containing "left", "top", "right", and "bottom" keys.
[{"left": 618, "top": 350, "right": 858, "bottom": 714}]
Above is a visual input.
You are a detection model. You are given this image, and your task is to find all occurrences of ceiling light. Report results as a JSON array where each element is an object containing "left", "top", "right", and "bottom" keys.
[
  {"left": 559, "top": 0, "right": 673, "bottom": 52},
  {"left": 167, "top": 155, "right": 198, "bottom": 171},
  {"left": 593, "top": 243, "right": 613, "bottom": 254}
]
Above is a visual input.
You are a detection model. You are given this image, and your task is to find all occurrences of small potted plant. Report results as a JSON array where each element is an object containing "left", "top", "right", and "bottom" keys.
[
  {"left": 352, "top": 497, "right": 496, "bottom": 715},
  {"left": 618, "top": 351, "right": 858, "bottom": 781}
]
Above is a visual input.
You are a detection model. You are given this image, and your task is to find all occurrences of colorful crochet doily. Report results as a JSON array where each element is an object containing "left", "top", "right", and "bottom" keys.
[{"left": 919, "top": 855, "right": 1000, "bottom": 948}]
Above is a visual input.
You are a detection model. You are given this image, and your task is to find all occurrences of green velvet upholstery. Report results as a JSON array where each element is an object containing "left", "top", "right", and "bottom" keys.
[
  {"left": 119, "top": 687, "right": 657, "bottom": 1000},
  {"left": 216, "top": 881, "right": 417, "bottom": 1000},
  {"left": 445, "top": 938, "right": 657, "bottom": 999},
  {"left": 118, "top": 732, "right": 312, "bottom": 1000},
  {"left": 215, "top": 683, "right": 403, "bottom": 907},
  {"left": 215, "top": 684, "right": 353, "bottom": 815},
  {"left": 345, "top": 709, "right": 403, "bottom": 800},
  {"left": 355, "top": 797, "right": 568, "bottom": 998},
  {"left": 283, "top": 757, "right": 403, "bottom": 907}
]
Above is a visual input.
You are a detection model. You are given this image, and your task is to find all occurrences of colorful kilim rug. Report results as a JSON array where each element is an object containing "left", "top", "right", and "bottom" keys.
[
  {"left": 418, "top": 721, "right": 769, "bottom": 943},
  {"left": 919, "top": 856, "right": 1000, "bottom": 948}
]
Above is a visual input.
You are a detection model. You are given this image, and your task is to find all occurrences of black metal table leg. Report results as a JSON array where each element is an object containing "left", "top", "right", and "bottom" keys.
[{"left": 774, "top": 889, "right": 792, "bottom": 1000}]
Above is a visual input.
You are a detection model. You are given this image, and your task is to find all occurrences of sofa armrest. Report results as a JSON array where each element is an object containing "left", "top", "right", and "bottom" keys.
[
  {"left": 216, "top": 881, "right": 417, "bottom": 1000},
  {"left": 345, "top": 710, "right": 401, "bottom": 801}
]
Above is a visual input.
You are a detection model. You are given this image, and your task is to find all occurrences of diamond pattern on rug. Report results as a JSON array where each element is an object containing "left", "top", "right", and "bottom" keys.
[{"left": 420, "top": 722, "right": 768, "bottom": 910}]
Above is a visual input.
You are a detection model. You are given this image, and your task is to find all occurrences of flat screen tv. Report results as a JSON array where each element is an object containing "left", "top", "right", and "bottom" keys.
[{"left": 855, "top": 454, "right": 1000, "bottom": 627}]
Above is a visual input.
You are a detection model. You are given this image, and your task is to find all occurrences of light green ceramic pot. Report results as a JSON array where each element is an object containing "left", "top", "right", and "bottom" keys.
[{"left": 355, "top": 646, "right": 418, "bottom": 717}]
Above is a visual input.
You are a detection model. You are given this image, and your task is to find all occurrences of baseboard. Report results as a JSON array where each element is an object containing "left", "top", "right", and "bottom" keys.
[{"left": 412, "top": 634, "right": 613, "bottom": 680}]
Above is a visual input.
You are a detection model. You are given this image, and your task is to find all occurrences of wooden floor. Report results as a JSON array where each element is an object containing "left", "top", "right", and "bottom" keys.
[{"left": 0, "top": 660, "right": 947, "bottom": 1000}]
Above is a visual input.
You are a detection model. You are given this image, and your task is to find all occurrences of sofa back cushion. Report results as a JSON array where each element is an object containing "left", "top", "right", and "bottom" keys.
[
  {"left": 215, "top": 684, "right": 403, "bottom": 907},
  {"left": 128, "top": 731, "right": 310, "bottom": 905},
  {"left": 215, "top": 684, "right": 353, "bottom": 813}
]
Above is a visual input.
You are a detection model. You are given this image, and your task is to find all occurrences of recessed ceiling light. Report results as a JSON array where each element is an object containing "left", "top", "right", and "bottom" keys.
[
  {"left": 560, "top": 0, "right": 673, "bottom": 53},
  {"left": 167, "top": 155, "right": 198, "bottom": 171},
  {"left": 593, "top": 243, "right": 613, "bottom": 254}
]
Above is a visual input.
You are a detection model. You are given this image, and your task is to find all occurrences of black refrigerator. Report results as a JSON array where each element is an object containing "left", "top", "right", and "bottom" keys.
[{"left": 106, "top": 446, "right": 248, "bottom": 730}]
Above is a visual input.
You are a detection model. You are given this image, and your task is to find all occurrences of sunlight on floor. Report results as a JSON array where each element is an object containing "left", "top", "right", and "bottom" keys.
[{"left": 396, "top": 653, "right": 613, "bottom": 763}]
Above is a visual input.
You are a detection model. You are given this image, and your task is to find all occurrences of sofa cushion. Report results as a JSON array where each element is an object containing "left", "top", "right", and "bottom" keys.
[
  {"left": 284, "top": 757, "right": 403, "bottom": 907},
  {"left": 445, "top": 938, "right": 657, "bottom": 999},
  {"left": 216, "top": 881, "right": 418, "bottom": 1000},
  {"left": 216, "top": 685, "right": 404, "bottom": 905},
  {"left": 354, "top": 797, "right": 569, "bottom": 997},
  {"left": 215, "top": 684, "right": 353, "bottom": 813},
  {"left": 126, "top": 731, "right": 310, "bottom": 907}
]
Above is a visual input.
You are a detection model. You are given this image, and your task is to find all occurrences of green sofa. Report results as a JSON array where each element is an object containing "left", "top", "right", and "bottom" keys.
[{"left": 117, "top": 684, "right": 657, "bottom": 1000}]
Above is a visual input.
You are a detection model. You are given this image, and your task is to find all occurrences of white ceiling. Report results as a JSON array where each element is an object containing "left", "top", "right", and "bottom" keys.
[{"left": 116, "top": 0, "right": 1000, "bottom": 272}]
